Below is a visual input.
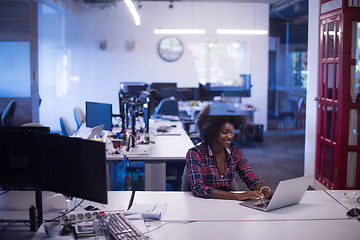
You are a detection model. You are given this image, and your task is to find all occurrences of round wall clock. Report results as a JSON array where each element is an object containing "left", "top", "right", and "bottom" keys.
[{"left": 157, "top": 36, "right": 184, "bottom": 62}]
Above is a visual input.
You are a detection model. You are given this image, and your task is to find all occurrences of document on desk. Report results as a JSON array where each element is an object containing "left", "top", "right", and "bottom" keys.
[
  {"left": 123, "top": 149, "right": 149, "bottom": 156},
  {"left": 123, "top": 203, "right": 167, "bottom": 220}
]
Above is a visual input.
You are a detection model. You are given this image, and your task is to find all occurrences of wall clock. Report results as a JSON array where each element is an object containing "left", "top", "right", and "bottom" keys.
[{"left": 157, "top": 36, "right": 184, "bottom": 62}]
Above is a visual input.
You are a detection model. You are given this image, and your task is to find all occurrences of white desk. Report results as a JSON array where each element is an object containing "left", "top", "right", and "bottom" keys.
[
  {"left": 1, "top": 190, "right": 359, "bottom": 240},
  {"left": 107, "top": 119, "right": 194, "bottom": 191}
]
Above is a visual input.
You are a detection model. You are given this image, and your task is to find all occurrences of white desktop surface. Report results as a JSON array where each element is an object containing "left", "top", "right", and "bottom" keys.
[
  {"left": 150, "top": 219, "right": 360, "bottom": 240},
  {"left": 122, "top": 191, "right": 350, "bottom": 221},
  {"left": 325, "top": 190, "right": 360, "bottom": 210},
  {"left": 1, "top": 190, "right": 359, "bottom": 240}
]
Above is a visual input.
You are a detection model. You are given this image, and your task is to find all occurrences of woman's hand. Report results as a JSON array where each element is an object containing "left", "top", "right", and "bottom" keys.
[{"left": 233, "top": 191, "right": 265, "bottom": 201}]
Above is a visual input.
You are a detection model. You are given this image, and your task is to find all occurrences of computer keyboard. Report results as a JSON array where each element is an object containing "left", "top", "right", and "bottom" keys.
[{"left": 109, "top": 212, "right": 146, "bottom": 240}]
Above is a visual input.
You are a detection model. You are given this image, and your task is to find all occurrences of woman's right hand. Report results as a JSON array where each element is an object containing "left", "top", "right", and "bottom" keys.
[{"left": 233, "top": 191, "right": 264, "bottom": 201}]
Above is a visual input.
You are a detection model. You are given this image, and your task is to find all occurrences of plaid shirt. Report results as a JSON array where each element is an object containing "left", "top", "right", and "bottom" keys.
[{"left": 186, "top": 143, "right": 260, "bottom": 198}]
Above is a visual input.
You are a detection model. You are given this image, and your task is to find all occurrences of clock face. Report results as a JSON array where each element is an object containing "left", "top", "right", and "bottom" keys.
[{"left": 157, "top": 36, "right": 184, "bottom": 62}]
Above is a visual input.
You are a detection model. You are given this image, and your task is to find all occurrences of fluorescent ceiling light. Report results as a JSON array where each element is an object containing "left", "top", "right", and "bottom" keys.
[
  {"left": 124, "top": 0, "right": 140, "bottom": 26},
  {"left": 217, "top": 29, "right": 268, "bottom": 35},
  {"left": 154, "top": 29, "right": 206, "bottom": 34}
]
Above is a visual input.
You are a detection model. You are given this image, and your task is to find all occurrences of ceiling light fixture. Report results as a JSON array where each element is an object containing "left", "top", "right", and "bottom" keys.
[
  {"left": 216, "top": 29, "right": 268, "bottom": 35},
  {"left": 124, "top": 0, "right": 140, "bottom": 26},
  {"left": 154, "top": 29, "right": 206, "bottom": 35}
]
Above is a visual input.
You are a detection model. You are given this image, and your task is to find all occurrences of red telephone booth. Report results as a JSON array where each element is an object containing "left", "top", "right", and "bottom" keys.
[{"left": 316, "top": 0, "right": 360, "bottom": 189}]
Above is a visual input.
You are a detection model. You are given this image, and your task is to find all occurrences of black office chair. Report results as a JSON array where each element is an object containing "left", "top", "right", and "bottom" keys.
[{"left": 1, "top": 100, "right": 17, "bottom": 126}]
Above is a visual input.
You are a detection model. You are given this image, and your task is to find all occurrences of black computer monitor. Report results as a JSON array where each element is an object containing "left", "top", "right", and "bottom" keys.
[
  {"left": 32, "top": 132, "right": 108, "bottom": 204},
  {"left": 120, "top": 82, "right": 148, "bottom": 98},
  {"left": 0, "top": 128, "right": 108, "bottom": 204},
  {"left": 199, "top": 75, "right": 252, "bottom": 101},
  {"left": 177, "top": 87, "right": 200, "bottom": 101},
  {"left": 150, "top": 82, "right": 178, "bottom": 100},
  {"left": 0, "top": 126, "right": 50, "bottom": 189},
  {"left": 86, "top": 101, "right": 112, "bottom": 131}
]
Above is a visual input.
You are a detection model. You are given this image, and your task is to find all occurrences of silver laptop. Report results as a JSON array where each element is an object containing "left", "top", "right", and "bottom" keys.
[
  {"left": 87, "top": 124, "right": 104, "bottom": 140},
  {"left": 239, "top": 175, "right": 312, "bottom": 212}
]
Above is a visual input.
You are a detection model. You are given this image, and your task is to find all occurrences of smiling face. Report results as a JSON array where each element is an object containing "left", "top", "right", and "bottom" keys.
[{"left": 214, "top": 122, "right": 235, "bottom": 149}]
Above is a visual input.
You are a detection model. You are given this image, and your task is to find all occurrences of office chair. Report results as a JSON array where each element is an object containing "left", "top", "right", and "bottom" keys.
[
  {"left": 60, "top": 116, "right": 74, "bottom": 137},
  {"left": 1, "top": 100, "right": 17, "bottom": 126},
  {"left": 181, "top": 165, "right": 239, "bottom": 191},
  {"left": 154, "top": 97, "right": 179, "bottom": 116},
  {"left": 74, "top": 107, "right": 86, "bottom": 129}
]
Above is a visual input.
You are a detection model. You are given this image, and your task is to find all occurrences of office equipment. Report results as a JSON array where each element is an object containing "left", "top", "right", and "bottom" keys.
[
  {"left": 120, "top": 82, "right": 148, "bottom": 98},
  {"left": 150, "top": 82, "right": 178, "bottom": 100},
  {"left": 32, "top": 132, "right": 108, "bottom": 204},
  {"left": 177, "top": 87, "right": 200, "bottom": 101},
  {"left": 127, "top": 190, "right": 136, "bottom": 210},
  {"left": 86, "top": 101, "right": 112, "bottom": 131},
  {"left": 239, "top": 175, "right": 312, "bottom": 212},
  {"left": 108, "top": 212, "right": 144, "bottom": 240},
  {"left": 199, "top": 75, "right": 252, "bottom": 101},
  {"left": 1, "top": 99, "right": 17, "bottom": 126},
  {"left": 87, "top": 124, "right": 104, "bottom": 140},
  {"left": 0, "top": 126, "right": 50, "bottom": 189}
]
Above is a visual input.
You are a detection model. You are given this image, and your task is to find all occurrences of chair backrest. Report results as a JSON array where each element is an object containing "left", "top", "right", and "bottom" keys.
[
  {"left": 60, "top": 116, "right": 74, "bottom": 136},
  {"left": 74, "top": 107, "right": 86, "bottom": 128},
  {"left": 1, "top": 100, "right": 17, "bottom": 126},
  {"left": 181, "top": 165, "right": 239, "bottom": 191},
  {"left": 154, "top": 97, "right": 179, "bottom": 116}
]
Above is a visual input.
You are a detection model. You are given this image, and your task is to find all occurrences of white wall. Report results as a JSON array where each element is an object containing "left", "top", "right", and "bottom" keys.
[
  {"left": 38, "top": 1, "right": 269, "bottom": 132},
  {"left": 304, "top": 0, "right": 320, "bottom": 182}
]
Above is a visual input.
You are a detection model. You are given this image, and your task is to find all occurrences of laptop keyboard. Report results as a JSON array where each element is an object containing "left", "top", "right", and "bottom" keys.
[
  {"left": 255, "top": 201, "right": 270, "bottom": 208},
  {"left": 109, "top": 212, "right": 145, "bottom": 240}
]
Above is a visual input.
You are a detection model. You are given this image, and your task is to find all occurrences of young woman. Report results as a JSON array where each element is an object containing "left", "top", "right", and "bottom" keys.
[{"left": 185, "top": 104, "right": 274, "bottom": 200}]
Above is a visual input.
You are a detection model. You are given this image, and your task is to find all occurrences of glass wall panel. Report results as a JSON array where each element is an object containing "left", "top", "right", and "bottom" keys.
[
  {"left": 334, "top": 106, "right": 338, "bottom": 141},
  {"left": 346, "top": 152, "right": 357, "bottom": 188},
  {"left": 335, "top": 20, "right": 340, "bottom": 58},
  {"left": 328, "top": 22, "right": 335, "bottom": 58},
  {"left": 331, "top": 149, "right": 336, "bottom": 183},
  {"left": 328, "top": 63, "right": 334, "bottom": 99},
  {"left": 335, "top": 64, "right": 339, "bottom": 100},
  {"left": 326, "top": 105, "right": 333, "bottom": 140},
  {"left": 323, "top": 23, "right": 326, "bottom": 59},
  {"left": 322, "top": 64, "right": 326, "bottom": 97},
  {"left": 348, "top": 109, "right": 358, "bottom": 146},
  {"left": 325, "top": 144, "right": 331, "bottom": 179},
  {"left": 0, "top": 42, "right": 31, "bottom": 97}
]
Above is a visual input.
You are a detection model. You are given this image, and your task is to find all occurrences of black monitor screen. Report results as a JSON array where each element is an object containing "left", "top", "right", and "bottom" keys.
[
  {"left": 32, "top": 133, "right": 108, "bottom": 204},
  {"left": 86, "top": 101, "right": 112, "bottom": 131},
  {"left": 0, "top": 126, "right": 50, "bottom": 189},
  {"left": 150, "top": 82, "right": 178, "bottom": 100},
  {"left": 0, "top": 128, "right": 108, "bottom": 204},
  {"left": 120, "top": 82, "right": 148, "bottom": 98}
]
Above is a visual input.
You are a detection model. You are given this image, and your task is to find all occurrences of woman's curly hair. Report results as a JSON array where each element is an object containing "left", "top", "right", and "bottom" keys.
[{"left": 196, "top": 104, "right": 245, "bottom": 144}]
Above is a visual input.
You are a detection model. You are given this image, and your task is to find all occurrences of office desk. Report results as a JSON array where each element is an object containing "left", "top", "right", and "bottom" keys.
[
  {"left": 1, "top": 190, "right": 359, "bottom": 240},
  {"left": 107, "top": 119, "right": 194, "bottom": 191}
]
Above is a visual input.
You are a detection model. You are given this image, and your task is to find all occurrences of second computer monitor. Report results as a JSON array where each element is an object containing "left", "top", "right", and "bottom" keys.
[
  {"left": 150, "top": 82, "right": 178, "bottom": 100},
  {"left": 86, "top": 101, "right": 112, "bottom": 131}
]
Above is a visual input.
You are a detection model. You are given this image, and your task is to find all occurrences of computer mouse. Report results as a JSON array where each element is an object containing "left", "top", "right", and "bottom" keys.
[{"left": 346, "top": 208, "right": 360, "bottom": 218}]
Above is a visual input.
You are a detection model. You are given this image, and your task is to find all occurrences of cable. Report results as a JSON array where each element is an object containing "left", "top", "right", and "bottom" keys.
[
  {"left": 46, "top": 199, "right": 85, "bottom": 223},
  {"left": 0, "top": 190, "right": 9, "bottom": 195}
]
